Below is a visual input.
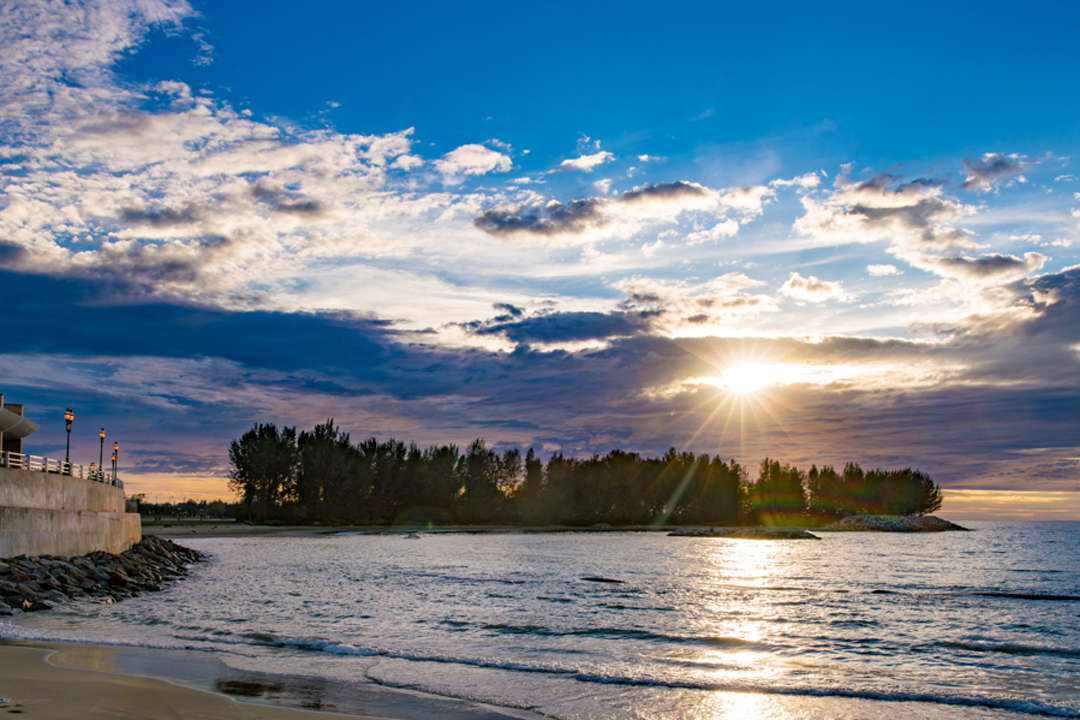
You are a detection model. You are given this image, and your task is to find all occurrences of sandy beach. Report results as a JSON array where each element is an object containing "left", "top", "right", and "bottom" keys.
[
  {"left": 0, "top": 642, "right": 540, "bottom": 720},
  {"left": 0, "top": 643, "right": 365, "bottom": 720}
]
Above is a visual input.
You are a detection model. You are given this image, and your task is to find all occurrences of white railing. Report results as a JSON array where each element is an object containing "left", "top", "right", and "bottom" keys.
[{"left": 0, "top": 451, "right": 123, "bottom": 488}]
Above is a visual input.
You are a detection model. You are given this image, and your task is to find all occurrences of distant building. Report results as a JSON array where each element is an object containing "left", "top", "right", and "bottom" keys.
[{"left": 0, "top": 394, "right": 39, "bottom": 454}]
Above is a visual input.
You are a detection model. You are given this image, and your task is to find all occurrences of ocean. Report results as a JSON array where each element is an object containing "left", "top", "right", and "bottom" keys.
[{"left": 3, "top": 522, "right": 1079, "bottom": 719}]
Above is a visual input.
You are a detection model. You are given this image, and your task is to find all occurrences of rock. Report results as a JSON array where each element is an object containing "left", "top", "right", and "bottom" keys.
[
  {"left": 824, "top": 515, "right": 969, "bottom": 532},
  {"left": 0, "top": 536, "right": 206, "bottom": 614}
]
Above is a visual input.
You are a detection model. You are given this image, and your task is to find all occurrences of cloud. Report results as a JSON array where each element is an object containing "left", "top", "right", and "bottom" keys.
[
  {"left": 770, "top": 172, "right": 821, "bottom": 189},
  {"left": 612, "top": 273, "right": 778, "bottom": 330},
  {"left": 469, "top": 310, "right": 657, "bottom": 344},
  {"left": 434, "top": 143, "right": 512, "bottom": 180},
  {"left": 559, "top": 150, "right": 614, "bottom": 172},
  {"left": 685, "top": 220, "right": 739, "bottom": 244},
  {"left": 916, "top": 252, "right": 1047, "bottom": 281},
  {"left": 473, "top": 198, "right": 608, "bottom": 237},
  {"left": 620, "top": 181, "right": 710, "bottom": 204},
  {"left": 867, "top": 264, "right": 901, "bottom": 277},
  {"left": 718, "top": 185, "right": 774, "bottom": 218},
  {"left": 961, "top": 153, "right": 1036, "bottom": 190},
  {"left": 795, "top": 172, "right": 978, "bottom": 252},
  {"left": 780, "top": 272, "right": 850, "bottom": 302},
  {"left": 472, "top": 181, "right": 721, "bottom": 239},
  {"left": 492, "top": 302, "right": 524, "bottom": 316}
]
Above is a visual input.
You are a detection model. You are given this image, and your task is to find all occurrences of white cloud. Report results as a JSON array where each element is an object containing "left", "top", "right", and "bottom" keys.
[
  {"left": 780, "top": 272, "right": 850, "bottom": 303},
  {"left": 560, "top": 150, "right": 614, "bottom": 172},
  {"left": 718, "top": 185, "right": 774, "bottom": 218},
  {"left": 641, "top": 239, "right": 665, "bottom": 257},
  {"left": 434, "top": 144, "right": 512, "bottom": 179},
  {"left": 770, "top": 172, "right": 821, "bottom": 189},
  {"left": 685, "top": 220, "right": 739, "bottom": 245},
  {"left": 867, "top": 264, "right": 901, "bottom": 276}
]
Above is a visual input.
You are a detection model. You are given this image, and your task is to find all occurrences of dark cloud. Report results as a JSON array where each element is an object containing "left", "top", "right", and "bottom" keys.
[
  {"left": 849, "top": 198, "right": 971, "bottom": 247},
  {"left": 960, "top": 153, "right": 1033, "bottom": 189},
  {"left": 473, "top": 181, "right": 713, "bottom": 237},
  {"left": 0, "top": 269, "right": 391, "bottom": 374},
  {"left": 492, "top": 302, "right": 524, "bottom": 317},
  {"left": 849, "top": 174, "right": 947, "bottom": 195},
  {"left": 619, "top": 181, "right": 709, "bottom": 204},
  {"left": 0, "top": 239, "right": 29, "bottom": 266},
  {"left": 120, "top": 204, "right": 206, "bottom": 227},
  {"left": 930, "top": 252, "right": 1045, "bottom": 279},
  {"left": 251, "top": 182, "right": 325, "bottom": 216},
  {"left": 471, "top": 310, "right": 659, "bottom": 343},
  {"left": 473, "top": 198, "right": 606, "bottom": 237}
]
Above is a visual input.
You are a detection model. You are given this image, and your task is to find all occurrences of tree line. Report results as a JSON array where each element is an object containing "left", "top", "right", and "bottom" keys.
[{"left": 228, "top": 420, "right": 943, "bottom": 525}]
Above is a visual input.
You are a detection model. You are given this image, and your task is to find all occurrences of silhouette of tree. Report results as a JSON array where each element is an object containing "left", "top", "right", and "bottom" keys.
[{"left": 228, "top": 423, "right": 297, "bottom": 521}]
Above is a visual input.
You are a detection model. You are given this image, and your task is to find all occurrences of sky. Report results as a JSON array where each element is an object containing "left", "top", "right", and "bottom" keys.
[{"left": 2, "top": 0, "right": 1079, "bottom": 519}]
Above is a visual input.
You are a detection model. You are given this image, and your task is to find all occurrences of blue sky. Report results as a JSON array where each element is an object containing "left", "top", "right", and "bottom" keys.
[{"left": 2, "top": 0, "right": 1079, "bottom": 517}]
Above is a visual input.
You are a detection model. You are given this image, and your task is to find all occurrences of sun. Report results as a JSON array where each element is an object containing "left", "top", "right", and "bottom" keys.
[{"left": 719, "top": 363, "right": 779, "bottom": 395}]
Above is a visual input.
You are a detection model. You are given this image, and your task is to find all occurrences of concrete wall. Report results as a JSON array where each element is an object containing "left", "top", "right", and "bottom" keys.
[{"left": 0, "top": 467, "right": 141, "bottom": 557}]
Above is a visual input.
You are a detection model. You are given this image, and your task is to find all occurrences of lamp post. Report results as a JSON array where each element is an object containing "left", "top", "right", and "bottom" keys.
[
  {"left": 64, "top": 409, "right": 74, "bottom": 466},
  {"left": 112, "top": 441, "right": 119, "bottom": 484},
  {"left": 98, "top": 428, "right": 105, "bottom": 480}
]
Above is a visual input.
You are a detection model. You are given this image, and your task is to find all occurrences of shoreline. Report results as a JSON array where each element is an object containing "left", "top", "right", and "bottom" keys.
[
  {"left": 0, "top": 640, "right": 543, "bottom": 720},
  {"left": 145, "top": 515, "right": 968, "bottom": 539}
]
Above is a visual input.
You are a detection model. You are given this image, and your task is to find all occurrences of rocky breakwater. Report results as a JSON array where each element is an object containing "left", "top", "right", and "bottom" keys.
[
  {"left": 825, "top": 515, "right": 968, "bottom": 532},
  {"left": 0, "top": 535, "right": 204, "bottom": 616}
]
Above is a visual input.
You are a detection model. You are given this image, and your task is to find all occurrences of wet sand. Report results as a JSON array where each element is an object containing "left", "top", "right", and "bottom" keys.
[
  {"left": 0, "top": 643, "right": 364, "bottom": 720},
  {"left": 0, "top": 642, "right": 540, "bottom": 720}
]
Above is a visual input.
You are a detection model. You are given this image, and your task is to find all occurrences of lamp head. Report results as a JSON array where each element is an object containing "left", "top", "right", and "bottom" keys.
[
  {"left": 99, "top": 428, "right": 105, "bottom": 440},
  {"left": 113, "top": 442, "right": 118, "bottom": 452},
  {"left": 64, "top": 408, "right": 74, "bottom": 423}
]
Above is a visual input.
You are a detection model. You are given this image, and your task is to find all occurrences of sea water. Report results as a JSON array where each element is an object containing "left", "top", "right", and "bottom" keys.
[{"left": 3, "top": 522, "right": 1079, "bottom": 719}]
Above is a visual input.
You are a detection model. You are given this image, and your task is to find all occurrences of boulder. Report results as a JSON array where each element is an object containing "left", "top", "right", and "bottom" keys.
[{"left": 0, "top": 536, "right": 205, "bottom": 612}]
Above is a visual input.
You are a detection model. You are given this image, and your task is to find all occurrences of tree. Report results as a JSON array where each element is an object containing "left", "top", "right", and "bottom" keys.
[
  {"left": 297, "top": 420, "right": 359, "bottom": 521},
  {"left": 228, "top": 423, "right": 298, "bottom": 521},
  {"left": 750, "top": 458, "right": 807, "bottom": 525},
  {"left": 874, "top": 468, "right": 943, "bottom": 515}
]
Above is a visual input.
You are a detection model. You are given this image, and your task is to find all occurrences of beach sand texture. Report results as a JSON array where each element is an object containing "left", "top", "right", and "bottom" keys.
[{"left": 0, "top": 644, "right": 366, "bottom": 720}]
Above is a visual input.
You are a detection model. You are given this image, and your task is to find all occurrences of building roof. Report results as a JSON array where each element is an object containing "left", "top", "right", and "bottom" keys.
[{"left": 0, "top": 406, "right": 39, "bottom": 439}]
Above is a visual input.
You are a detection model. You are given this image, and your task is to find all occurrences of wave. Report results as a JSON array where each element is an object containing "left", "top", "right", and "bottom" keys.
[
  {"left": 969, "top": 592, "right": 1080, "bottom": 602},
  {"left": 5, "top": 620, "right": 1076, "bottom": 718},
  {"left": 473, "top": 621, "right": 776, "bottom": 649},
  {"left": 936, "top": 641, "right": 1080, "bottom": 658},
  {"left": 252, "top": 634, "right": 1080, "bottom": 716},
  {"left": 240, "top": 632, "right": 1080, "bottom": 718}
]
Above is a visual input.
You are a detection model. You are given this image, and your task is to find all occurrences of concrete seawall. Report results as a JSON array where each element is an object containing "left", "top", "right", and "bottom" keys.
[{"left": 0, "top": 467, "right": 141, "bottom": 557}]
